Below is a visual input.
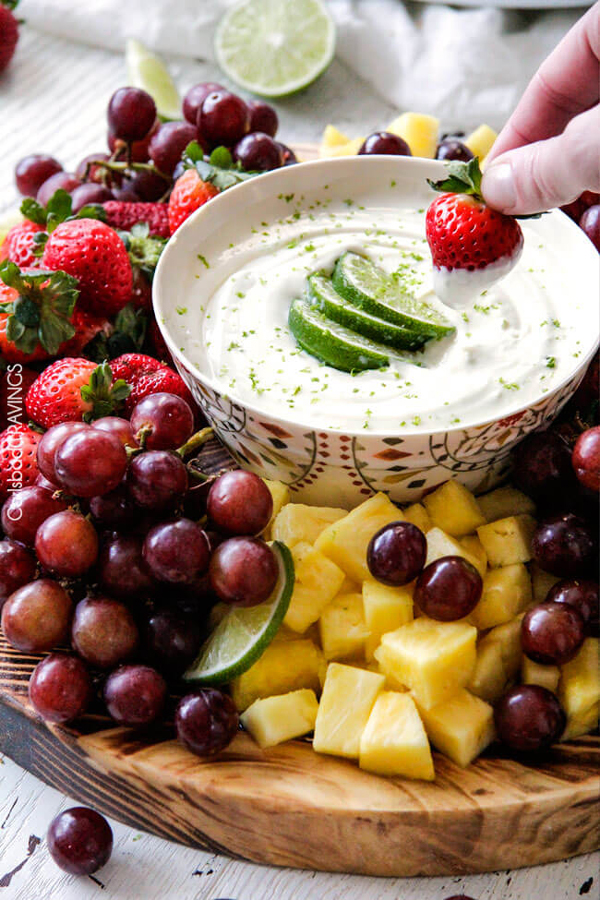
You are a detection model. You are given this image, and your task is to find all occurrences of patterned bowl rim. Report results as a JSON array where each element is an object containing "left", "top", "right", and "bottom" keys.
[{"left": 154, "top": 155, "right": 600, "bottom": 440}]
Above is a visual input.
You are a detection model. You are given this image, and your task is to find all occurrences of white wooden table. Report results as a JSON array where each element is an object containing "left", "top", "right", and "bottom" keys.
[{"left": 0, "top": 24, "right": 599, "bottom": 900}]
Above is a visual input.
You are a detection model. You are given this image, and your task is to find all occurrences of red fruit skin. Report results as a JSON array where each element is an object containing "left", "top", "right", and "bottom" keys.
[
  {"left": 59, "top": 308, "right": 111, "bottom": 357},
  {"left": 0, "top": 424, "right": 41, "bottom": 498},
  {"left": 168, "top": 169, "right": 219, "bottom": 235},
  {"left": 148, "top": 314, "right": 172, "bottom": 363},
  {"left": 0, "top": 221, "right": 45, "bottom": 268},
  {"left": 560, "top": 191, "right": 600, "bottom": 222},
  {"left": 0, "top": 6, "right": 19, "bottom": 72},
  {"left": 25, "top": 358, "right": 97, "bottom": 429},
  {"left": 426, "top": 193, "right": 524, "bottom": 271},
  {"left": 0, "top": 281, "right": 49, "bottom": 364},
  {"left": 102, "top": 201, "right": 170, "bottom": 239},
  {"left": 109, "top": 352, "right": 197, "bottom": 415},
  {"left": 572, "top": 426, "right": 600, "bottom": 492},
  {"left": 42, "top": 219, "right": 133, "bottom": 316},
  {"left": 579, "top": 205, "right": 600, "bottom": 252},
  {"left": 0, "top": 366, "right": 38, "bottom": 432}
]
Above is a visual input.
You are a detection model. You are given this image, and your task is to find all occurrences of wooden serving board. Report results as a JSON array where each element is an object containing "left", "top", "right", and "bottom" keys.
[{"left": 1, "top": 146, "right": 599, "bottom": 875}]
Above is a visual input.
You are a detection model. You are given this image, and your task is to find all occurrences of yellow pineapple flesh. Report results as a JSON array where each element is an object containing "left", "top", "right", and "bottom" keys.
[
  {"left": 425, "top": 527, "right": 483, "bottom": 576},
  {"left": 240, "top": 689, "right": 319, "bottom": 749},
  {"left": 477, "top": 515, "right": 536, "bottom": 567},
  {"left": 558, "top": 638, "right": 600, "bottom": 732},
  {"left": 418, "top": 688, "right": 495, "bottom": 768},
  {"left": 521, "top": 657, "right": 560, "bottom": 693},
  {"left": 261, "top": 479, "right": 290, "bottom": 539},
  {"left": 423, "top": 480, "right": 485, "bottom": 537},
  {"left": 362, "top": 580, "right": 414, "bottom": 661},
  {"left": 464, "top": 124, "right": 497, "bottom": 161},
  {"left": 470, "top": 563, "right": 532, "bottom": 630},
  {"left": 284, "top": 541, "right": 345, "bottom": 633},
  {"left": 478, "top": 486, "right": 535, "bottom": 523},
  {"left": 386, "top": 112, "right": 439, "bottom": 158},
  {"left": 401, "top": 503, "right": 432, "bottom": 534},
  {"left": 359, "top": 692, "right": 435, "bottom": 780},
  {"left": 272, "top": 503, "right": 347, "bottom": 548},
  {"left": 313, "top": 663, "right": 384, "bottom": 758},
  {"left": 319, "top": 592, "right": 370, "bottom": 661},
  {"left": 230, "top": 639, "right": 325, "bottom": 712},
  {"left": 531, "top": 563, "right": 560, "bottom": 603}
]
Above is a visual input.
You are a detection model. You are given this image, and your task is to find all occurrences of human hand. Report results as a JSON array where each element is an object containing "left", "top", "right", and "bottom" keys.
[{"left": 481, "top": 2, "right": 600, "bottom": 215}]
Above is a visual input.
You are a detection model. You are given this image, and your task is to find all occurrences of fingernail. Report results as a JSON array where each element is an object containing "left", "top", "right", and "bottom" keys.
[{"left": 482, "top": 163, "right": 517, "bottom": 212}]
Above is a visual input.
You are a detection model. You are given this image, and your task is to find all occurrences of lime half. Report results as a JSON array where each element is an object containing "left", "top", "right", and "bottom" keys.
[
  {"left": 215, "top": 0, "right": 336, "bottom": 97},
  {"left": 183, "top": 541, "right": 294, "bottom": 685},
  {"left": 126, "top": 39, "right": 181, "bottom": 120}
]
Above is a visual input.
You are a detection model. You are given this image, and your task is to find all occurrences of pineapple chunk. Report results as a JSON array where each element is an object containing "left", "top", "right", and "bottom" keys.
[
  {"left": 476, "top": 515, "right": 536, "bottom": 567},
  {"left": 418, "top": 689, "right": 495, "bottom": 768},
  {"left": 558, "top": 638, "right": 600, "bottom": 724},
  {"left": 374, "top": 618, "right": 477, "bottom": 710},
  {"left": 284, "top": 541, "right": 345, "bottom": 633},
  {"left": 363, "top": 580, "right": 414, "bottom": 661},
  {"left": 461, "top": 535, "right": 488, "bottom": 576},
  {"left": 319, "top": 592, "right": 369, "bottom": 661},
  {"left": 315, "top": 492, "right": 400, "bottom": 583},
  {"left": 468, "top": 639, "right": 508, "bottom": 703},
  {"left": 522, "top": 657, "right": 560, "bottom": 693},
  {"left": 359, "top": 692, "right": 434, "bottom": 780},
  {"left": 470, "top": 563, "right": 532, "bottom": 630},
  {"left": 240, "top": 689, "right": 319, "bottom": 749},
  {"left": 320, "top": 124, "right": 350, "bottom": 155},
  {"left": 561, "top": 702, "right": 599, "bottom": 741},
  {"left": 372, "top": 643, "right": 409, "bottom": 691},
  {"left": 327, "top": 137, "right": 365, "bottom": 158},
  {"left": 486, "top": 614, "right": 525, "bottom": 675},
  {"left": 423, "top": 481, "right": 485, "bottom": 537},
  {"left": 464, "top": 124, "right": 497, "bottom": 161},
  {"left": 230, "top": 639, "right": 325, "bottom": 712},
  {"left": 402, "top": 503, "right": 432, "bottom": 534},
  {"left": 313, "top": 663, "right": 384, "bottom": 758},
  {"left": 261, "top": 479, "right": 290, "bottom": 540},
  {"left": 425, "top": 527, "right": 483, "bottom": 576},
  {"left": 338, "top": 575, "right": 360, "bottom": 594},
  {"left": 531, "top": 563, "right": 560, "bottom": 603},
  {"left": 272, "top": 503, "right": 347, "bottom": 548},
  {"left": 386, "top": 112, "right": 439, "bottom": 158},
  {"left": 478, "top": 486, "right": 535, "bottom": 523}
]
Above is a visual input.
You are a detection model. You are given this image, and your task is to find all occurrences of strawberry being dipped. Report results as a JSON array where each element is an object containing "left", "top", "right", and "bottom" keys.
[
  {"left": 426, "top": 158, "right": 524, "bottom": 308},
  {"left": 0, "top": 1, "right": 19, "bottom": 73}
]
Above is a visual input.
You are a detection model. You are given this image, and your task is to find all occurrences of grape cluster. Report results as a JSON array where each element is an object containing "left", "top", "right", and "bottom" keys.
[
  {"left": 0, "top": 391, "right": 278, "bottom": 758},
  {"left": 15, "top": 83, "right": 295, "bottom": 207}
]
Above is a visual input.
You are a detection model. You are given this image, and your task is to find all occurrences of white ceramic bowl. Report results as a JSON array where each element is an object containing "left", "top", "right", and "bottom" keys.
[{"left": 154, "top": 156, "right": 599, "bottom": 508}]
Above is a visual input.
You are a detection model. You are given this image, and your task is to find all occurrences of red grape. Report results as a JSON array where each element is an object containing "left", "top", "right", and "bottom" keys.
[
  {"left": 99, "top": 534, "right": 157, "bottom": 599},
  {"left": 36, "top": 473, "right": 61, "bottom": 492},
  {"left": 436, "top": 140, "right": 474, "bottom": 162},
  {"left": 198, "top": 90, "right": 250, "bottom": 147},
  {"left": 47, "top": 807, "right": 113, "bottom": 876},
  {"left": 89, "top": 485, "right": 136, "bottom": 530},
  {"left": 127, "top": 450, "right": 188, "bottom": 510},
  {"left": 209, "top": 537, "right": 278, "bottom": 607},
  {"left": 247, "top": 100, "right": 278, "bottom": 137},
  {"left": 572, "top": 427, "right": 600, "bottom": 492},
  {"left": 108, "top": 87, "right": 157, "bottom": 142},
  {"left": 1, "top": 579, "right": 72, "bottom": 652},
  {"left": 182, "top": 81, "right": 225, "bottom": 125},
  {"left": 108, "top": 121, "right": 159, "bottom": 163},
  {"left": 15, "top": 154, "right": 62, "bottom": 197},
  {"left": 36, "top": 172, "right": 81, "bottom": 206},
  {"left": 70, "top": 182, "right": 113, "bottom": 212},
  {"left": 71, "top": 595, "right": 139, "bottom": 669},
  {"left": 75, "top": 152, "right": 110, "bottom": 184},
  {"left": 130, "top": 392, "right": 194, "bottom": 451},
  {"left": 143, "top": 519, "right": 210, "bottom": 585},
  {"left": 1, "top": 485, "right": 68, "bottom": 546},
  {"left": 29, "top": 652, "right": 92, "bottom": 723},
  {"left": 92, "top": 416, "right": 138, "bottom": 448},
  {"left": 278, "top": 142, "right": 297, "bottom": 166},
  {"left": 149, "top": 121, "right": 197, "bottom": 175},
  {"left": 521, "top": 601, "right": 586, "bottom": 665},
  {"left": 547, "top": 578, "right": 599, "bottom": 636},
  {"left": 494, "top": 685, "right": 565, "bottom": 752},
  {"left": 0, "top": 538, "right": 37, "bottom": 606},
  {"left": 233, "top": 133, "right": 283, "bottom": 171},
  {"left": 414, "top": 556, "right": 482, "bottom": 621},
  {"left": 512, "top": 431, "right": 572, "bottom": 501},
  {"left": 359, "top": 132, "right": 412, "bottom": 156},
  {"left": 443, "top": 896, "right": 478, "bottom": 900},
  {"left": 144, "top": 608, "right": 202, "bottom": 676},
  {"left": 367, "top": 521, "right": 427, "bottom": 586},
  {"left": 35, "top": 510, "right": 99, "bottom": 577},
  {"left": 175, "top": 689, "right": 239, "bottom": 756},
  {"left": 207, "top": 470, "right": 273, "bottom": 536},
  {"left": 104, "top": 664, "right": 167, "bottom": 726},
  {"left": 122, "top": 168, "right": 169, "bottom": 202},
  {"left": 37, "top": 421, "right": 90, "bottom": 483},
  {"left": 532, "top": 513, "right": 597, "bottom": 577},
  {"left": 570, "top": 350, "right": 599, "bottom": 410},
  {"left": 580, "top": 205, "right": 600, "bottom": 251},
  {"left": 54, "top": 429, "right": 128, "bottom": 498}
]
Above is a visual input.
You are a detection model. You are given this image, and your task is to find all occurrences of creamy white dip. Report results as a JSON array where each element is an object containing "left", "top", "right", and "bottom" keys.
[{"left": 186, "top": 198, "right": 588, "bottom": 434}]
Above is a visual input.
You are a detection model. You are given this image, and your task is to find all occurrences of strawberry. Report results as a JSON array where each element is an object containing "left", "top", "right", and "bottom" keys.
[
  {"left": 168, "top": 169, "right": 218, "bottom": 235},
  {"left": 425, "top": 158, "right": 524, "bottom": 305},
  {"left": 0, "top": 220, "right": 45, "bottom": 268},
  {"left": 0, "top": 365, "right": 38, "bottom": 431},
  {"left": 147, "top": 314, "right": 172, "bottom": 364},
  {"left": 103, "top": 201, "right": 170, "bottom": 239},
  {"left": 59, "top": 308, "right": 111, "bottom": 357},
  {"left": 42, "top": 218, "right": 133, "bottom": 316},
  {"left": 109, "top": 352, "right": 195, "bottom": 414},
  {"left": 0, "top": 424, "right": 41, "bottom": 498},
  {"left": 0, "top": 1, "right": 19, "bottom": 74},
  {"left": 25, "top": 359, "right": 131, "bottom": 429}
]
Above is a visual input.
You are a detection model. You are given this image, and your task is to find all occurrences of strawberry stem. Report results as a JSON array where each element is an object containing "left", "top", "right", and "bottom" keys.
[
  {"left": 80, "top": 360, "right": 131, "bottom": 421},
  {"left": 427, "top": 158, "right": 484, "bottom": 199}
]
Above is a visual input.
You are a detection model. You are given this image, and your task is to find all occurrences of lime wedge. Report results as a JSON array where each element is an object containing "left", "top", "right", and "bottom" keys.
[
  {"left": 183, "top": 541, "right": 294, "bottom": 685},
  {"left": 333, "top": 252, "right": 455, "bottom": 341},
  {"left": 214, "top": 0, "right": 336, "bottom": 98},
  {"left": 126, "top": 39, "right": 181, "bottom": 121},
  {"left": 307, "top": 274, "right": 426, "bottom": 352}
]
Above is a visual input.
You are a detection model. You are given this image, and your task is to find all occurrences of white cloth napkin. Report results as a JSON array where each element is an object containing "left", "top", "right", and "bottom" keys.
[{"left": 22, "top": 0, "right": 584, "bottom": 129}]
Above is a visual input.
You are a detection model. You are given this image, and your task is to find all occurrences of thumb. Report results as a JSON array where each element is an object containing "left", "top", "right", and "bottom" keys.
[{"left": 482, "top": 105, "right": 600, "bottom": 215}]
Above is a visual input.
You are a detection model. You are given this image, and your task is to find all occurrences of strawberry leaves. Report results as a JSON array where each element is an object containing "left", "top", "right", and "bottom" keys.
[
  {"left": 80, "top": 360, "right": 131, "bottom": 421},
  {"left": 0, "top": 260, "right": 79, "bottom": 355},
  {"left": 182, "top": 141, "right": 258, "bottom": 190},
  {"left": 118, "top": 222, "right": 166, "bottom": 282},
  {"left": 427, "top": 158, "right": 484, "bottom": 199},
  {"left": 20, "top": 189, "right": 107, "bottom": 255},
  {"left": 85, "top": 303, "right": 148, "bottom": 362}
]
